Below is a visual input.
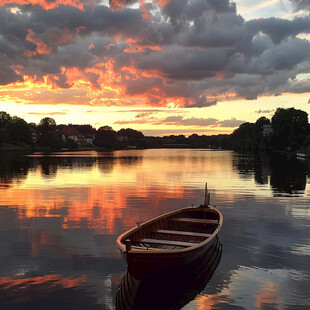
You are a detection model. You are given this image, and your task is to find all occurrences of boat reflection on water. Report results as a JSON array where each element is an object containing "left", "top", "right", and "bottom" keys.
[{"left": 116, "top": 237, "right": 222, "bottom": 310}]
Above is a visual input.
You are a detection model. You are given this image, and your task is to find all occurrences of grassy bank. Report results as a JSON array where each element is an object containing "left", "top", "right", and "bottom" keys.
[{"left": 0, "top": 143, "right": 32, "bottom": 152}]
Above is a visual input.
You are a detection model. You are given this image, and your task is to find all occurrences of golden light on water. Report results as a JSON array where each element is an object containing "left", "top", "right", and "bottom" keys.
[
  {"left": 0, "top": 274, "right": 86, "bottom": 288},
  {"left": 0, "top": 150, "right": 237, "bottom": 234},
  {"left": 254, "top": 281, "right": 283, "bottom": 309}
]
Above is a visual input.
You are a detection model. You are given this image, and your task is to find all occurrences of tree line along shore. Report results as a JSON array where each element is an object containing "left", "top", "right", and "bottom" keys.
[{"left": 0, "top": 107, "right": 310, "bottom": 155}]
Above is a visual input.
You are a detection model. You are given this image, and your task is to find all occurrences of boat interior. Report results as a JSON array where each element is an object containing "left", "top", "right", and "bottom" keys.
[{"left": 125, "top": 209, "right": 220, "bottom": 251}]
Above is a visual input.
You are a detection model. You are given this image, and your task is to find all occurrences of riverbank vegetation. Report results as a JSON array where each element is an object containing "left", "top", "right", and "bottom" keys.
[{"left": 0, "top": 108, "right": 310, "bottom": 154}]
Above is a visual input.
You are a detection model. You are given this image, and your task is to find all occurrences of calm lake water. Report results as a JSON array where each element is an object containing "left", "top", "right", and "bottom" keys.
[{"left": 0, "top": 149, "right": 309, "bottom": 309}]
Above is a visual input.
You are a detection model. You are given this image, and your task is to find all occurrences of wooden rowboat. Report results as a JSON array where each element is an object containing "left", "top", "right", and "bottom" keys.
[
  {"left": 116, "top": 237, "right": 222, "bottom": 310},
  {"left": 116, "top": 184, "right": 223, "bottom": 278}
]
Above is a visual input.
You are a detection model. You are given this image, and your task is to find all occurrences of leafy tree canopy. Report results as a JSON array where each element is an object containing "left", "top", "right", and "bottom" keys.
[
  {"left": 98, "top": 125, "right": 114, "bottom": 132},
  {"left": 0, "top": 111, "right": 12, "bottom": 128},
  {"left": 232, "top": 122, "right": 255, "bottom": 139},
  {"left": 6, "top": 116, "right": 31, "bottom": 144},
  {"left": 94, "top": 126, "right": 116, "bottom": 148},
  {"left": 118, "top": 128, "right": 144, "bottom": 138},
  {"left": 39, "top": 117, "right": 57, "bottom": 128},
  {"left": 271, "top": 108, "right": 308, "bottom": 150}
]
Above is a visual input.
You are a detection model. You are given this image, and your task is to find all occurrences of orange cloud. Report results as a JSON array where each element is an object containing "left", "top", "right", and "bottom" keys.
[
  {"left": 25, "top": 28, "right": 74, "bottom": 56},
  {"left": 0, "top": 0, "right": 308, "bottom": 114},
  {"left": 124, "top": 44, "right": 162, "bottom": 53},
  {"left": 25, "top": 29, "right": 53, "bottom": 56},
  {"left": 122, "top": 65, "right": 138, "bottom": 76},
  {"left": 27, "top": 111, "right": 67, "bottom": 116},
  {"left": 0, "top": 0, "right": 85, "bottom": 10},
  {"left": 215, "top": 72, "right": 227, "bottom": 81},
  {"left": 109, "top": 0, "right": 128, "bottom": 10},
  {"left": 0, "top": 62, "right": 229, "bottom": 110},
  {"left": 152, "top": 0, "right": 170, "bottom": 7},
  {"left": 139, "top": 0, "right": 151, "bottom": 20}
]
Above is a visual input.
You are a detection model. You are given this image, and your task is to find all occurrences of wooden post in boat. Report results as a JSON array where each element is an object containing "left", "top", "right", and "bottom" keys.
[
  {"left": 204, "top": 183, "right": 210, "bottom": 206},
  {"left": 125, "top": 239, "right": 132, "bottom": 252}
]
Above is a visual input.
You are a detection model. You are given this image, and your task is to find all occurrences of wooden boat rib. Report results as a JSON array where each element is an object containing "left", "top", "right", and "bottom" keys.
[{"left": 116, "top": 184, "right": 223, "bottom": 278}]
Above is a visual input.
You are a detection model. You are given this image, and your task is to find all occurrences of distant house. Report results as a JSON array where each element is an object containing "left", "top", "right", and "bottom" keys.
[
  {"left": 71, "top": 125, "right": 96, "bottom": 146},
  {"left": 263, "top": 124, "right": 273, "bottom": 136},
  {"left": 61, "top": 125, "right": 96, "bottom": 146},
  {"left": 80, "top": 133, "right": 95, "bottom": 146},
  {"left": 61, "top": 126, "right": 82, "bottom": 143}
]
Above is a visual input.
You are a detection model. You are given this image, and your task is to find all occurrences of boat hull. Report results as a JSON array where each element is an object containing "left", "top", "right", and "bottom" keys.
[
  {"left": 116, "top": 237, "right": 222, "bottom": 310},
  {"left": 117, "top": 206, "right": 223, "bottom": 279},
  {"left": 126, "top": 234, "right": 218, "bottom": 278}
]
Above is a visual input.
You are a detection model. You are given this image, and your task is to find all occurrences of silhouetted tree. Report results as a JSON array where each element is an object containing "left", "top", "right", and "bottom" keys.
[
  {"left": 230, "top": 122, "right": 255, "bottom": 151},
  {"left": 37, "top": 117, "right": 60, "bottom": 149},
  {"left": 271, "top": 108, "right": 308, "bottom": 151},
  {"left": 0, "top": 111, "right": 12, "bottom": 127},
  {"left": 0, "top": 128, "right": 7, "bottom": 146},
  {"left": 0, "top": 112, "right": 31, "bottom": 145},
  {"left": 39, "top": 117, "right": 57, "bottom": 128},
  {"left": 117, "top": 128, "right": 144, "bottom": 148},
  {"left": 6, "top": 116, "right": 31, "bottom": 144},
  {"left": 0, "top": 111, "right": 11, "bottom": 145},
  {"left": 188, "top": 134, "right": 201, "bottom": 147},
  {"left": 94, "top": 126, "right": 117, "bottom": 149},
  {"left": 253, "top": 117, "right": 271, "bottom": 152}
]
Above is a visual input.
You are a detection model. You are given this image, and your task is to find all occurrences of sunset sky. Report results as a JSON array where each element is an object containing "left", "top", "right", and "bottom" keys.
[{"left": 0, "top": 0, "right": 310, "bottom": 136}]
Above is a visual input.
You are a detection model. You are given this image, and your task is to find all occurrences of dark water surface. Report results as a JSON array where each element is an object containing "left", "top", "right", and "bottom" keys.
[{"left": 0, "top": 149, "right": 309, "bottom": 309}]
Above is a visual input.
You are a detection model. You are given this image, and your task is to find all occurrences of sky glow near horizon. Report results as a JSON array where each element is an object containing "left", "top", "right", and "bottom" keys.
[{"left": 0, "top": 0, "right": 310, "bottom": 136}]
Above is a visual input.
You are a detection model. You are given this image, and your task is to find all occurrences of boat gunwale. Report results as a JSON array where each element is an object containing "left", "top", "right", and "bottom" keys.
[{"left": 116, "top": 206, "right": 223, "bottom": 255}]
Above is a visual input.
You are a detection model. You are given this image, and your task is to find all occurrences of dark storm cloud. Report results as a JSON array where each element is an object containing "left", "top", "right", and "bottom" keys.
[
  {"left": 186, "top": 96, "right": 217, "bottom": 108},
  {"left": 163, "top": 0, "right": 236, "bottom": 24},
  {"left": 180, "top": 13, "right": 245, "bottom": 48},
  {"left": 0, "top": 4, "right": 145, "bottom": 81},
  {"left": 125, "top": 76, "right": 164, "bottom": 95},
  {"left": 289, "top": 0, "right": 310, "bottom": 11},
  {"left": 0, "top": 65, "right": 24, "bottom": 84},
  {"left": 0, "top": 0, "right": 310, "bottom": 105},
  {"left": 245, "top": 16, "right": 310, "bottom": 44},
  {"left": 7, "top": 4, "right": 145, "bottom": 43},
  {"left": 137, "top": 46, "right": 229, "bottom": 80},
  {"left": 247, "top": 38, "right": 310, "bottom": 73}
]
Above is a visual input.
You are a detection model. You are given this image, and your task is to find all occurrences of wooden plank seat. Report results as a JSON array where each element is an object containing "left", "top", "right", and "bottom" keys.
[
  {"left": 156, "top": 229, "right": 211, "bottom": 238},
  {"left": 140, "top": 238, "right": 197, "bottom": 247},
  {"left": 173, "top": 218, "right": 218, "bottom": 225},
  {"left": 131, "top": 245, "right": 165, "bottom": 250}
]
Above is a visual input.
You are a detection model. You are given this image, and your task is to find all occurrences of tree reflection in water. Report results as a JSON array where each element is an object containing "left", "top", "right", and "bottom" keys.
[
  {"left": 233, "top": 153, "right": 309, "bottom": 195},
  {"left": 0, "top": 153, "right": 30, "bottom": 188},
  {"left": 270, "top": 154, "right": 307, "bottom": 195}
]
